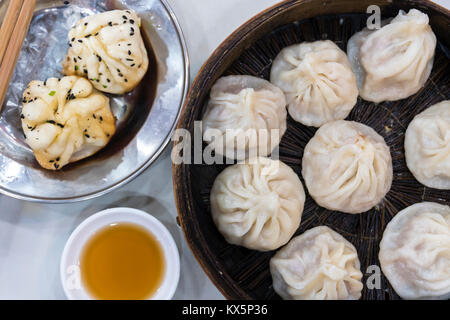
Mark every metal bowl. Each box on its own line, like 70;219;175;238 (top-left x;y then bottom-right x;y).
0;0;189;202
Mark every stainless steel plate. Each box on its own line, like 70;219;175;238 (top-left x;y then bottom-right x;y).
0;0;189;202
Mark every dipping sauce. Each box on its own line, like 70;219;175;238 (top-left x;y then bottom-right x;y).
80;222;166;300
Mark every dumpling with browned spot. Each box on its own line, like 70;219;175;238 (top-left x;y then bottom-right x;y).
21;76;116;170
63;10;148;94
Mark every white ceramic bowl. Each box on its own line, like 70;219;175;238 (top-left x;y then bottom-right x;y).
60;207;180;300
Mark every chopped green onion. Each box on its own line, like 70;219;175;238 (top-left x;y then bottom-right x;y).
49;91;56;96
103;85;107;88
74;65;79;71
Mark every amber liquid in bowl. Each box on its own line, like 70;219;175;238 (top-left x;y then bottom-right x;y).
80;222;166;300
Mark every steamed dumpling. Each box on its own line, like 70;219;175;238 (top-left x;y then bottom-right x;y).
270;40;358;127
202;75;287;160
63;10;149;94
302;120;393;214
405;101;450;189
379;202;450;300
21;76;116;170
347;9;436;102
270;226;363;300
210;157;305;251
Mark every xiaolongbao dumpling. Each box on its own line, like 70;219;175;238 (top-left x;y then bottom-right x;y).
270;40;358;127
347;9;436;102
210;157;305;251
379;202;450;300
405;100;450;189
21;76;116;170
202;75;287;160
63;10;148;94
302;120;393;214
270;226;363;300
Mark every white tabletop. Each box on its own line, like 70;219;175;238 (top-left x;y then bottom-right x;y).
0;0;448;300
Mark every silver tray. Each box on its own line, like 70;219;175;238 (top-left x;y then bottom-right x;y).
0;0;189;202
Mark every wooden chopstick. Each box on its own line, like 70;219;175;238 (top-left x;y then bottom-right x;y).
0;0;24;65
0;0;37;111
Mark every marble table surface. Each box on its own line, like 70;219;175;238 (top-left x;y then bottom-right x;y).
0;0;447;299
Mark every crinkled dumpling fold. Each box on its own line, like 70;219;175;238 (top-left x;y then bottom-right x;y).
270;226;363;300
63;10;149;94
302;120;393;214
21;76;116;170
210;157;305;251
379;202;450;300
271;40;358;127
347;9;436;102
405;100;450;189
202;75;287;160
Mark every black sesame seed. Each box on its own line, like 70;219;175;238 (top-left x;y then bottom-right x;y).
49;160;54;163
106;79;110;83
54;163;59;169
93;114;96;119
130;63;135;67
108;21;112;26
124;79;128;82
94;32;99;36
99;116;103;121
56;157;60;161
22;98;27;103
117;68;121;72
78;56;82;60
84;22;88;26
85;34;91;38
21;114;25;119
78;39;83;43
57;123;64;128
83;69;88;74
73;57;77;63
43;80;47;86
128;50;131;55
71;37;75;42
69;43;72;47
130;19;135;24
97;55;102;62
64;1;69;5
126;58;133;61
118;73;123;77
85;134;90;138
130;27;134;33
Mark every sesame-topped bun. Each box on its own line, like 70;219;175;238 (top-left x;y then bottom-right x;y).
21;76;116;170
63;10;149;94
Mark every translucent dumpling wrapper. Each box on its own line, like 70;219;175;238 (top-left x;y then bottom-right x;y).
347;9;436;103
202;75;287;160
210;157;305;251
302;120;393;214
379;202;450;300
270;40;358;127
63;10;149;94
21;76;116;170
405;100;450;189
270;226;363;300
